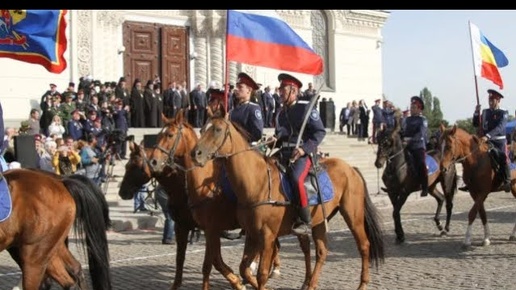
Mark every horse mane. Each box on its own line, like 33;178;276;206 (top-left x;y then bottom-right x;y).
448;126;489;152
229;119;253;143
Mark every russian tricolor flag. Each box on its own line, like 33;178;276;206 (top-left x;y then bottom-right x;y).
227;10;323;75
469;21;508;89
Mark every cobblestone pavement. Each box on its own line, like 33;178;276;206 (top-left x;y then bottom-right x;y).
1;191;515;290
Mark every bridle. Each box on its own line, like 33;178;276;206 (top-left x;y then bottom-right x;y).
152;123;198;172
440;134;480;171
202;118;265;160
377;131;404;164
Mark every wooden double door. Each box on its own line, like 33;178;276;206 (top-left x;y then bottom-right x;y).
123;21;189;90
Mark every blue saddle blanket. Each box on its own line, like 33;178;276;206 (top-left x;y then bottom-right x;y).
0;177;12;222
281;170;334;206
510;162;516;171
220;167;334;206
426;155;438;176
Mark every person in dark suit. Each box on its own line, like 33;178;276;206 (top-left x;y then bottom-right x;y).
112;99;129;159
371;99;383;144
130;79;145;128
190;83;207;128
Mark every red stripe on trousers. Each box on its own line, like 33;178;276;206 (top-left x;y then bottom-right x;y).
297;158;312;207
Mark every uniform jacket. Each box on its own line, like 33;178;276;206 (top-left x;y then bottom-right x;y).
473;108;508;140
402;114;427;150
275;100;326;154
229;101;264;142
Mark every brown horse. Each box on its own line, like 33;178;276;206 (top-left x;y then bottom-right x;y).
190;114;385;290
439;124;516;247
374;123;458;244
128;112;288;290
119;140;197;290
0;169;112;290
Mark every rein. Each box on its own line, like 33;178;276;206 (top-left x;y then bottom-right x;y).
443;135;482;169
155;123;200;173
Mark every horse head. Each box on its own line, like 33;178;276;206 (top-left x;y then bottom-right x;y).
374;124;403;168
191;109;236;167
149;110;197;174
118;138;153;200
439;124;461;173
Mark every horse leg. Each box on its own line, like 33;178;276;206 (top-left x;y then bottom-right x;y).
293;234;311;288
510;219;516;241
239;234;259;289
171;224;189;290
203;229;244;290
429;186;445;234
464;193;483;247
391;191;410;244
256;229;275;290
304;224;328;290
269;238;282;279
478;199;491;246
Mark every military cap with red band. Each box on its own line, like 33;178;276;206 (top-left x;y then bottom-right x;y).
209;89;225;102
236;72;259;90
278;73;303;89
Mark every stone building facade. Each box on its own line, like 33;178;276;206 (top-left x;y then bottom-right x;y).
0;10;389;127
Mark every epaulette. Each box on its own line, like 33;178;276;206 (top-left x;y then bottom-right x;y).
298;100;309;104
248;102;260;108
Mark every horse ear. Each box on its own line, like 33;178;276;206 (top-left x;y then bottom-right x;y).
175;108;184;124
451;124;457;135
128;139;135;152
220;107;227;119
161;113;169;125
439;123;446;133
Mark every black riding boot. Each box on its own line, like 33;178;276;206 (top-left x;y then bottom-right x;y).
502;163;512;192
420;168;429;197
292;206;311;236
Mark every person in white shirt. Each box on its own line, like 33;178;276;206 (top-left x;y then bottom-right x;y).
48;115;66;139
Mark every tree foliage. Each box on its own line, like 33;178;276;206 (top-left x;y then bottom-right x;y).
455;118;476;134
419;87;448;134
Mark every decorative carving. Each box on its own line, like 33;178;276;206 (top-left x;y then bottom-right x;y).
96;10;124;26
76;10;93;77
210;37;223;85
192;10;209;37
194;36;208;86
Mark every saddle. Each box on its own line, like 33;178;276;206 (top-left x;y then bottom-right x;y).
486;143;509;182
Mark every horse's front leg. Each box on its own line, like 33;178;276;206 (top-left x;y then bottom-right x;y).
510;219;516;241
295;234;312;289
205;229;244;290
171;223;190;290
478;200;491;246
390;191;409;244
429;186;445;234
304;224;327;290
464;193;483;247
256;229;276;290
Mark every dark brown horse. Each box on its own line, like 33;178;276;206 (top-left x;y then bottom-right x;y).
374;122;458;244
439;124;516;247
119;140;197;290
0;169;112;290
190;114;385;290
124;112;286;290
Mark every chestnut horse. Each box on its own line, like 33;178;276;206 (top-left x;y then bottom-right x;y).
439;124;516;247
190;114;385;290
374;123;458;244
119;140;197;290
125;112;289;290
0;169;111;290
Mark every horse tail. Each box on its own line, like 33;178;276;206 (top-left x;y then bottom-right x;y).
353;166;385;269
62;174;112;290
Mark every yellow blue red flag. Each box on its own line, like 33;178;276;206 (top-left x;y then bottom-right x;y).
0;10;67;74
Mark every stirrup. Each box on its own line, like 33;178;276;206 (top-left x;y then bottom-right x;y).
291;222;311;236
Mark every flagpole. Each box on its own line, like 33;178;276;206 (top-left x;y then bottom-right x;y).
468;20;482;135
224;10;230;113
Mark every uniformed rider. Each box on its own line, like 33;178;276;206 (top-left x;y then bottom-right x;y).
469;89;511;192
228;72;264;142
271;73;326;235
402;96;429;197
221;72;265;240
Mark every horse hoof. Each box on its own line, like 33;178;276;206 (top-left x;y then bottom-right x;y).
482;239;491;246
269;269;281;279
439;230;448;237
300;284;310;290
509;236;516;241
395;237;405;245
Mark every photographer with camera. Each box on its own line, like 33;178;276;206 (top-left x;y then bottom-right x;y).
52;143;81;176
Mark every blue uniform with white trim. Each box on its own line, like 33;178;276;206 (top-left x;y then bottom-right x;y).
473;107;508;154
275;99;326;207
229;101;264;142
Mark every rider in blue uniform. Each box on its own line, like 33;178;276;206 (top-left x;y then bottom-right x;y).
272;73;326;235
228;72;264;142
222;72;265;240
470;89;511;192
402;96;429;197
